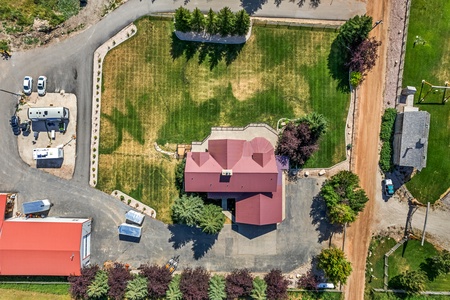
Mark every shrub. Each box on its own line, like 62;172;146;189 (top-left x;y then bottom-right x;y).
174;159;186;193
217;7;235;36
226;269;253;299
125;275;148;300
87;270;109;299
264;269;288;300
107;263;132;300
208;274;226;300
297;269;318;290
120;195;125;201
379;108;397;172
206;9;218;35
171;194;204;226
68;264;99;299
379;141;393;172
166;274;182;300
317;248;352;285
251;277;267;300
234;9;250;36
191;8;205;32
350;71;363;87
180;267;210;300
199;204;225;234
139;264;172;299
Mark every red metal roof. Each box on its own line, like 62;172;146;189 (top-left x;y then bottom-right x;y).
185;138;278;193
0;194;86;276
235;188;283;225
185;138;284;225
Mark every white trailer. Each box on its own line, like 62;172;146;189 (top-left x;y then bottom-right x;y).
33;148;64;160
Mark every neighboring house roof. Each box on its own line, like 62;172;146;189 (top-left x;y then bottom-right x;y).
393;111;430;170
185;138;285;225
0;194;90;276
185;138;278;193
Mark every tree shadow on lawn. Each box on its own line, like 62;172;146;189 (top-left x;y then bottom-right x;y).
170;33;244;70
420;258;440;281
327;37;351;93
167;224;218;260
310;195;343;244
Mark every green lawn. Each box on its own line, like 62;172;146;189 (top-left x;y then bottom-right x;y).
402;0;450;203
289;290;342;300
367;237;450;291
0;283;69;295
98;17;349;222
368;291;450;300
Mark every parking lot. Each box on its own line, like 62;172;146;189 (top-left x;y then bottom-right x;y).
16;92;77;179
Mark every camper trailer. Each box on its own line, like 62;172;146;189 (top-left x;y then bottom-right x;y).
28;107;69;121
33;148;64;160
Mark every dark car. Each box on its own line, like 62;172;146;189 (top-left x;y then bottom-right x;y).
10;115;21;136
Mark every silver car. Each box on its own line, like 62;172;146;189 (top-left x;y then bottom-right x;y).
37;76;47;96
23;76;33;95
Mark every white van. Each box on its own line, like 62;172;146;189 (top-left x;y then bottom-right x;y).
317;283;335;289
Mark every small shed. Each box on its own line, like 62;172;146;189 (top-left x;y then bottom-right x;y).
118;223;142;239
125;210;145;226
22;199;52;215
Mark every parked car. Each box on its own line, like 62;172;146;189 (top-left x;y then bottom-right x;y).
317;283;335;289
10;115;21;136
23;76;33;95
384;179;394;196
37;76;47;96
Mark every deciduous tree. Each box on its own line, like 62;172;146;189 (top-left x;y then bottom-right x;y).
395;270;427;294
139;264;172;299
347;37;382;75
171;194;204;226
69;264;99;300
275;122;319;166
430;250;450;276
208;274;227;300
199;204;226;234
264;269;289;300
226;269;253;299
180;267;210;300
320;170;369;225
317;248;352;285
298;112;328;140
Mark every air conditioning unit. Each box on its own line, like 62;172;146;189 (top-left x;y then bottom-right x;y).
221;169;233;176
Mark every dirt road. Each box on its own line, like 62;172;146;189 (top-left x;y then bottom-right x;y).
343;0;391;299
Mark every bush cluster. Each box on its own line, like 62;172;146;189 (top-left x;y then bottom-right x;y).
379;108;397;172
174;7;250;36
70;266;288;300
171;194;225;234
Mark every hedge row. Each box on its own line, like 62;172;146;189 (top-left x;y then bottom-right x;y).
379;108;397;172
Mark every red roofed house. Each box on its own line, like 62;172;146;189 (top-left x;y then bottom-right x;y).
0;194;92;276
185;137;286;225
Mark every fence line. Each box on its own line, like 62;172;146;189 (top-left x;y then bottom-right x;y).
383;236;409;290
373;288;450;295
395;0;412;98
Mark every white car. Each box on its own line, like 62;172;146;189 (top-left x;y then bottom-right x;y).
37;76;47;96
317;283;335;289
23;76;33;95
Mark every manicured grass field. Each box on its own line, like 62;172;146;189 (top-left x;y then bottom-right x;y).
98;17;349;222
367;237;450;291
0;284;70;299
402;0;450;203
288;290;342;299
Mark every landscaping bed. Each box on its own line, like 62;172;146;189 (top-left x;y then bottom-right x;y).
98;17;350;223
402;0;450;204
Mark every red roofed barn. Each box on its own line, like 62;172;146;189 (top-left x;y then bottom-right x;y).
185;137;285;225
0;194;91;276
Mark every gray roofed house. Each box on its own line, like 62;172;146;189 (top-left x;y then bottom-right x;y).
393;111;430;171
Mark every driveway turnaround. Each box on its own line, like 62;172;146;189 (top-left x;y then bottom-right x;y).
0;0;366;272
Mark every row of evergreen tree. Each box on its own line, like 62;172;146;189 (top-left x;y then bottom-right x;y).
69;263;289;300
174;7;251;36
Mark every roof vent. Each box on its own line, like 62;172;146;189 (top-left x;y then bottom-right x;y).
221;169;233;176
